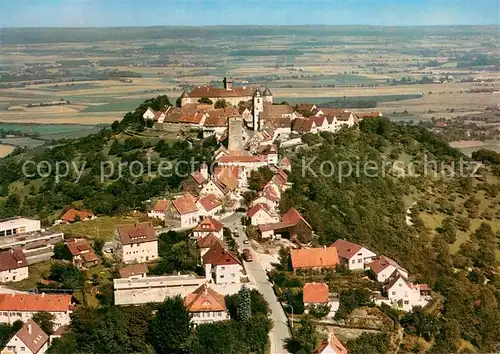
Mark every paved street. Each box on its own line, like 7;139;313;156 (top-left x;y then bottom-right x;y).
223;213;291;354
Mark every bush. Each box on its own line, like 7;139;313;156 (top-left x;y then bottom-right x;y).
308;303;331;319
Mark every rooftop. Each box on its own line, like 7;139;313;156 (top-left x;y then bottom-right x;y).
303;282;329;304
290;247;339;270
0;293;72;312
172;193;198;215
0;249;28;272
15;319;49;354
116;222;157;245
184;284;226;313
119;263;149;278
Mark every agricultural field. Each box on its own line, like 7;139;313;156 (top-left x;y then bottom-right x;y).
1;26;499;127
0;144;14;158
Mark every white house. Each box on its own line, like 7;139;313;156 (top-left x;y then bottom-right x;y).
0;293;73;328
0;217;41;237
142;107;156;120
0;249;28;283
3;319;49;354
385;273;430;312
330;239;376;271
171;193;200;228
184;284;229;326
192;217;224;239
247;204;279;226
366;256;409;283
196;194;223;218
115;222;158;264
303;282;340;319
199;179;227;199
202;243;241;285
147;199;169;220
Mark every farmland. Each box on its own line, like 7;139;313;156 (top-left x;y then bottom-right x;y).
1;26;499;128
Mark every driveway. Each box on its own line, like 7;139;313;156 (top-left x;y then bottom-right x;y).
223;213;291;354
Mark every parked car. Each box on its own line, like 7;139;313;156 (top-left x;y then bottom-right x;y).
243;239;250;245
242;248;253;262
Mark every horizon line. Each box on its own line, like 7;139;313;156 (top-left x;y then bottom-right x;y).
2;24;498;29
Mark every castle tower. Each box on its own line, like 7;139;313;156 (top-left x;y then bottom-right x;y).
179;90;191;107
228;116;244;152
262;87;273;104
223;77;233;91
253;89;263;131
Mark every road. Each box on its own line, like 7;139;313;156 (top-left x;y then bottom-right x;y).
222;213;291;354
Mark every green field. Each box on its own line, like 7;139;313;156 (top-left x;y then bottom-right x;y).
0;137;45;148
40;83;100;91
275;93;424;105
0;123;98;134
81;100;145;113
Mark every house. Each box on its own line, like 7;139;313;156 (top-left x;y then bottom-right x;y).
216;154;268;174
202;243;240;285
0;293;73;328
312;116;329;131
303;282;339;318
214;166;242;191
330;239;376;271
196;194;223;217
366;256;408;283
57;209;95;224
0;249;28;283
384;273;430;311
199;179;229;199
142;107;156;120
251;185;280;211
196;233;223;257
119;263;149;279
65;238;99;269
181;168;209;196
247;204;279;226
258;208;313;240
171;193;200;228
147;199;170;219
290;247;339;271
2;319;49;354
292;118;317;134
184;284;229;325
313;333;348;354
0;217;41;237
193;216;224;239
278;157;292;172
115;222;158;264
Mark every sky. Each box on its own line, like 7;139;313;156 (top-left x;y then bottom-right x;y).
1;0;499;27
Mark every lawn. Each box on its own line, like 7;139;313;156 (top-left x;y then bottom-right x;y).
53;215;148;241
10;261;53;291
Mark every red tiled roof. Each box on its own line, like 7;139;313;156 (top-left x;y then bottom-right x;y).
215;167;240;191
197;194;222;212
65;238;98;262
247;203;272;218
330;239;363;260
385;272;413;290
316;108;347;117
15;319;49;354
314;333;348;354
262;185;280;202
337;112;353;121
184;284;226;312
303;282;329;304
297;104;316;112
260;103;294;120
367;256;406;275
202;243;240;266
188;86;256;99
172;193;198;215
179;112;205;124
279;157;291;167
60;208;93;223
293;118;315;133
151;199;170;213
290;247;339;270
312;116;326;126
0;293;72;312
194;216;223;232
282;208;312;229
116;222;157;245
413;283;431;291
191;171;207;185
196;233;222;249
0;249;27;272
119;263;149;278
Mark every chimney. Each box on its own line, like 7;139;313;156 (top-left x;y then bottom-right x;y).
28;323;32;335
200;163;209;180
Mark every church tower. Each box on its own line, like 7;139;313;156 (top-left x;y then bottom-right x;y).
253;89;263;131
228;116;244;152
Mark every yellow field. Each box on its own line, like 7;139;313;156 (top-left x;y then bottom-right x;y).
0;145;15;158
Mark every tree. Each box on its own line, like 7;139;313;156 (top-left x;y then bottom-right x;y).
308;303;331;319
93;238;105;257
237;285;252;321
346;333;389;354
285;316;317;354
111;120;121;133
248;167;274;191
400;306;441;341
49;263;85;289
145;119;154;128
53;242;71;261
148;296;192;354
334;288;371;320
214;99;228;109
198;97;213;105
32;311;55;335
46;331;77;354
277;246;291;271
0;321;23;349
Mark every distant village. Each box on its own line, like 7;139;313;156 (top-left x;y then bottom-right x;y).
0;77;434;354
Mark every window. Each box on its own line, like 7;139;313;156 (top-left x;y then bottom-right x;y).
2;312;7;316
0;231;5;236
221;266;225;270
391;292;396;296
220;275;224;278
231;274;235;277
351;260;355;264
404;300;409;305
399;283;402;287
358;259;363;263
21;347;25;351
